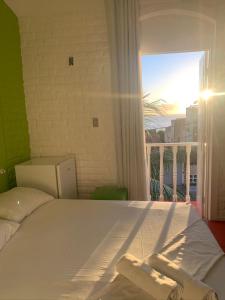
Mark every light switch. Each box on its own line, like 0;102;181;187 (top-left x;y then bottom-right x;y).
93;118;99;128
69;56;74;66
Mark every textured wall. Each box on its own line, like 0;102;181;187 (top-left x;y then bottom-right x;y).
140;0;216;54
19;0;117;198
0;0;30;192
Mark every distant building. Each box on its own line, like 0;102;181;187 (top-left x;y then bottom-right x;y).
156;129;165;142
164;118;186;143
185;105;198;142
171;118;186;142
190;164;197;185
164;105;198;143
165;126;172;142
147;104;198;200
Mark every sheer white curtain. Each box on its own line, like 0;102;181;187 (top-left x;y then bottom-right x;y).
105;0;148;200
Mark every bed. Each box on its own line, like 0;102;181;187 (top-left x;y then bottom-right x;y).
0;189;224;300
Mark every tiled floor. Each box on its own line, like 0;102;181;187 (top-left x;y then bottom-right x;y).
191;201;225;252
208;221;225;252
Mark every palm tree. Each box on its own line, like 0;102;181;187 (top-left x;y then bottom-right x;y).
143;92;167;115
150;147;185;201
143;93;167;142
143;93;185;201
150;179;184;201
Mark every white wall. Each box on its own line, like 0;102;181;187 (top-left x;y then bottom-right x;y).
139;0;216;54
140;13;215;54
18;0;117;198
11;0;223;209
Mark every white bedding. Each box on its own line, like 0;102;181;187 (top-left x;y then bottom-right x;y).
0;199;223;300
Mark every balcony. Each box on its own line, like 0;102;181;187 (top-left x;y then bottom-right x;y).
146;142;199;202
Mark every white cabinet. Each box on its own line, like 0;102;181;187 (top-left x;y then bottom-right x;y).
15;157;77;199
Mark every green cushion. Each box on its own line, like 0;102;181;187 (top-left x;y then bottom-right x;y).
91;186;128;200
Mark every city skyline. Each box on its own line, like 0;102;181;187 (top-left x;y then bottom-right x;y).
144;103;198;130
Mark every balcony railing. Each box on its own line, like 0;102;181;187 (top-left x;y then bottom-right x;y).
146;142;199;202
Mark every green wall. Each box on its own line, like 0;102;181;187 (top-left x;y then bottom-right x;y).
0;0;30;192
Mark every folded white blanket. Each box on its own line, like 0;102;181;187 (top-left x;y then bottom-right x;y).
149;254;218;300
116;253;183;300
156;220;224;281
91;274;154;300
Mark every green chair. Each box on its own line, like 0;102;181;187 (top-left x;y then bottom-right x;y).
91;186;128;200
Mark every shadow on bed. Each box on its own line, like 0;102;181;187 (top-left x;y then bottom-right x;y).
87;202;197;298
86;201;153;297
0;200;200;300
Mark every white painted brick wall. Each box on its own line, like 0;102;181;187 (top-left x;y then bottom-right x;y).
18;0;117;198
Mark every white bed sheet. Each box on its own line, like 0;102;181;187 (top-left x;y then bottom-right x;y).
0;199;221;300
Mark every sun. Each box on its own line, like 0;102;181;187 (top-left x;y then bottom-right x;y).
200;89;213;100
159;66;199;114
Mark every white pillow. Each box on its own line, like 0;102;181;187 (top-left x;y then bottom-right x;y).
0;219;20;251
0;187;54;222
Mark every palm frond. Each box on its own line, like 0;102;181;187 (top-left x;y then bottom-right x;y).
143;93;167;116
150;178;185;201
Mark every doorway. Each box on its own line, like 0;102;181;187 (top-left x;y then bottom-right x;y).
142;51;205;204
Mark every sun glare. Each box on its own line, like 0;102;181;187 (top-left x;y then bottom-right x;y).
200;89;225;100
200;89;213;101
141;52;204;116
159;67;199;114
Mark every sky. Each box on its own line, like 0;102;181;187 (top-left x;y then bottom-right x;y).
141;51;204;116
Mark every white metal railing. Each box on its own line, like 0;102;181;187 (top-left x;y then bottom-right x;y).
146;142;199;202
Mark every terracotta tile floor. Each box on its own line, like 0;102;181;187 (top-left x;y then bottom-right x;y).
207;221;225;252
191;201;225;252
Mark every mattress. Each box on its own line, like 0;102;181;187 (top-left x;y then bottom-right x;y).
0;199;223;300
